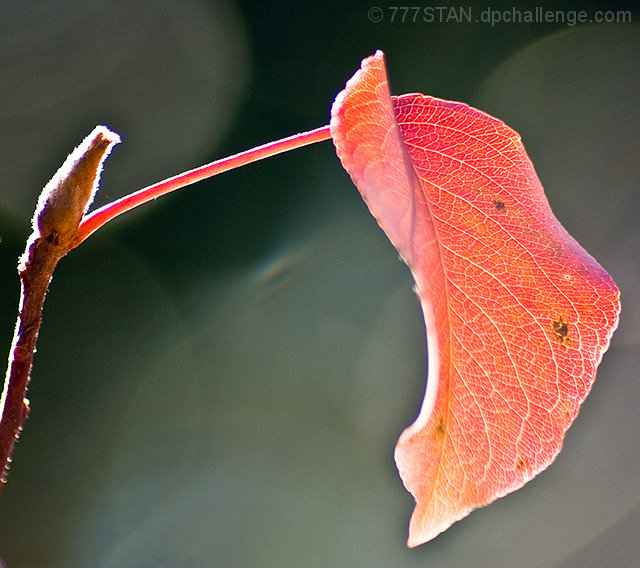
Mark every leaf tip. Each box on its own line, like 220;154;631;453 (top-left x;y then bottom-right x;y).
330;50;387;132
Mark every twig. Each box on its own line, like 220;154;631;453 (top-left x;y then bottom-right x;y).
0;126;119;484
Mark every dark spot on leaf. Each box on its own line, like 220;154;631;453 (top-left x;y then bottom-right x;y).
492;198;506;212
516;458;527;470
552;315;571;346
435;415;445;438
562;406;574;423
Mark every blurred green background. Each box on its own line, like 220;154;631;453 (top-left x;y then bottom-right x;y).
0;1;639;567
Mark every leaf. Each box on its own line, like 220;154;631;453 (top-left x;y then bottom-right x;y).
330;51;620;546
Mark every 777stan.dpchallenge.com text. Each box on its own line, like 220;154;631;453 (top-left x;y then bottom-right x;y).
367;6;633;26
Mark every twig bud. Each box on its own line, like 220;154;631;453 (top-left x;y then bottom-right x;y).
34;125;120;248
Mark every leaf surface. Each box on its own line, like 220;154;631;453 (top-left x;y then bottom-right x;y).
330;51;620;546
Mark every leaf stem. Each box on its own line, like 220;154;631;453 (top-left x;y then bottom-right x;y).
73;125;332;247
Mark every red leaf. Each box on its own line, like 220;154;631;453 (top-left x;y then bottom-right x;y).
330;51;620;546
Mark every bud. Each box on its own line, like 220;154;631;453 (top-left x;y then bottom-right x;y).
34;125;120;248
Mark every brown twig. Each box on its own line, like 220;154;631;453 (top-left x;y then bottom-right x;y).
0;126;119;485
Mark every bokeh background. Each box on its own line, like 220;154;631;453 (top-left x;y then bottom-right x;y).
0;1;639;567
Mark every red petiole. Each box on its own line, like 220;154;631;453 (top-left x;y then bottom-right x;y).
74;125;332;247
